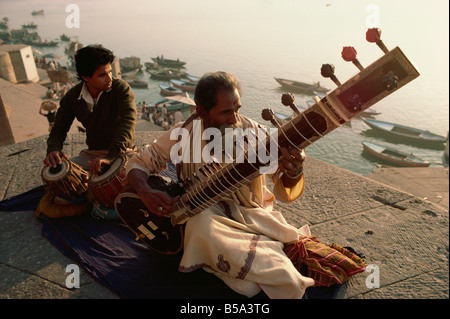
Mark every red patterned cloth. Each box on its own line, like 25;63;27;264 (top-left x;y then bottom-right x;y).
284;236;367;287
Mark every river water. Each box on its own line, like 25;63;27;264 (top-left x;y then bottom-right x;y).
2;0;448;175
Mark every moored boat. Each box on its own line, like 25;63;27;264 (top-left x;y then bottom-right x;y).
170;79;196;91
186;75;200;83
120;56;142;73
150;98;190;112
274;77;329;95
22;22;38;29
32;40;58;47
31;10;44;15
362;118;446;146
60;34;70;41
151;56;186;68
150;70;184;80
126;79;148;88
159;84;182;96
362;141;430;167
122;68;140;79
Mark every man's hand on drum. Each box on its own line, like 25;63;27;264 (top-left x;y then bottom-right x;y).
88;157;111;176
44;151;68;168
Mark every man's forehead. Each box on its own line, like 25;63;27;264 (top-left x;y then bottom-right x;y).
95;64;112;74
218;89;240;104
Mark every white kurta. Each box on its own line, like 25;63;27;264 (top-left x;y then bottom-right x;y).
125;113;315;298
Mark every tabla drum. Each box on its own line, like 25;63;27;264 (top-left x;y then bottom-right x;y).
88;155;127;208
41;159;88;200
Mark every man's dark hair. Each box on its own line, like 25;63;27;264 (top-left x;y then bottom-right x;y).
74;45;115;81
194;71;241;112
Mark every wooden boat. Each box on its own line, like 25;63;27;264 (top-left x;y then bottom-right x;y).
60;34;70;41
122;68;140;79
150;98;190;112
186;75;200;83
362;118;446;145
31;10;44;15
120;56;142;73
33;40;59;47
362;141;430;167
150;70;184;81
151;56;186;68
144;61;162;70
126;79;148;88
22;23;37;29
170;79;196;91
274;77;329;95
159;84;182;96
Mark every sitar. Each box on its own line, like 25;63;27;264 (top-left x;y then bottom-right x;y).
115;28;420;254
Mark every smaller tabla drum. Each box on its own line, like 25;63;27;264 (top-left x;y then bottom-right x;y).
41;159;88;200
88;155;127;208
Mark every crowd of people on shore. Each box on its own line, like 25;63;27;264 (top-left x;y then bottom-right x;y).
137;100;183;130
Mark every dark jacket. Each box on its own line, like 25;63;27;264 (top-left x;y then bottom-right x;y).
47;78;136;161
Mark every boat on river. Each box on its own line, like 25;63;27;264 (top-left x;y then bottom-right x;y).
274;77;330;95
150;69;186;81
151;56;186;68
126;79;148;89
149;98;191;112
362;118;446;146
22;22;38;29
120;56;142;73
170;79;196;91
159;84;182;96
31;10;44;16
362;141;430;167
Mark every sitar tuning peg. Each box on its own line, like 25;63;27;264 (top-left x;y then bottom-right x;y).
342;46;364;71
281;93;301;115
366;28;389;54
320;64;342;87
261;108;281;128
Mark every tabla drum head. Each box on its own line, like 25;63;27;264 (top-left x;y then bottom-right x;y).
42;159;70;181
89;156;124;183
